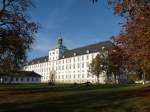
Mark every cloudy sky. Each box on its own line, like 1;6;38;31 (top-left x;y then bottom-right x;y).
28;0;122;60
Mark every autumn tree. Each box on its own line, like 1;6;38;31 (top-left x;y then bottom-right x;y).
93;0;150;84
89;46;126;84
108;45;127;83
89;46;112;84
0;0;38;71
111;0;150;84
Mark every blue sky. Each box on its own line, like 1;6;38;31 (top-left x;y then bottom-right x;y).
28;0;122;60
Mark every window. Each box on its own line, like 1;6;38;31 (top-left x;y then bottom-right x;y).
82;56;84;61
82;63;84;68
73;58;75;62
16;78;18;81
27;78;29;81
70;58;71;63
87;74;89;78
36;78;38;81
21;78;23;81
70;64;71;69
87;55;89;60
4;78;7;81
82;74;84;78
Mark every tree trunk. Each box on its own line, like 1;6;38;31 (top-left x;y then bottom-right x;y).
0;76;2;84
114;73;117;84
142;71;146;85
105;70;109;83
97;75;100;84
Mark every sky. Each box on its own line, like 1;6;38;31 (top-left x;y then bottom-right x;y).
28;0;123;60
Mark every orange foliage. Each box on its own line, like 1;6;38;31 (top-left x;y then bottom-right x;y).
109;0;150;80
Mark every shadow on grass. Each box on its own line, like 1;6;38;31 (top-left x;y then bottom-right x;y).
0;84;150;112
0;83;142;93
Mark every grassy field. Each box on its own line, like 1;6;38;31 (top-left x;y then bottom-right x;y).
0;84;150;112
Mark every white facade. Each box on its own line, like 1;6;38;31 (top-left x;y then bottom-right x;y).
0;76;41;84
24;37;112;83
0;71;41;84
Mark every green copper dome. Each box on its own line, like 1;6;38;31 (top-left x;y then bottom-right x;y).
56;33;67;50
57;37;63;48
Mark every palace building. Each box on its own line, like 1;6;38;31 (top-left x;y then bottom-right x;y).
23;35;113;83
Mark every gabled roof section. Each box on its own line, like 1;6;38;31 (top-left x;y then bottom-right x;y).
0;71;42;77
61;41;114;59
28;56;48;65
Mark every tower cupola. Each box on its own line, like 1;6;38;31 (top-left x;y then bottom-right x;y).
57;33;63;49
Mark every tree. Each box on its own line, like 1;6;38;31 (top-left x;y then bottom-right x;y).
99;47;110;83
88;45;124;84
108;46;127;83
93;0;150;84
49;70;56;86
0;0;38;71
89;54;104;83
111;0;150;84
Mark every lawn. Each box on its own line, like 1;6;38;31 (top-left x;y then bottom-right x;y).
0;84;150;112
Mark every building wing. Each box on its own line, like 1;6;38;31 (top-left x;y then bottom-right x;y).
61;41;113;58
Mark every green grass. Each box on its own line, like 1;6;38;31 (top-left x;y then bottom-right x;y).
0;84;150;112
